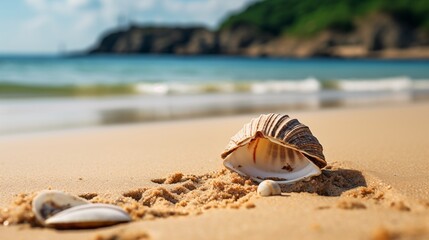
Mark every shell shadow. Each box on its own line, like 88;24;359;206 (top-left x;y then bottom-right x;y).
280;168;367;197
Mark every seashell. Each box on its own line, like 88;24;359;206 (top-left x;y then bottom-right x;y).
32;190;131;229
32;190;89;225
221;113;326;184
257;180;281;197
44;203;132;229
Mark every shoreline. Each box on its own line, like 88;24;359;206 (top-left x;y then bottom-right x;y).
1;102;429;239
1;89;429;135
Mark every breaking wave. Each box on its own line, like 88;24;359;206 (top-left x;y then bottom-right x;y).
1;76;429;97
133;76;429;95
336;76;429;92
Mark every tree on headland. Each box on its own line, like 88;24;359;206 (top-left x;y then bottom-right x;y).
220;0;429;37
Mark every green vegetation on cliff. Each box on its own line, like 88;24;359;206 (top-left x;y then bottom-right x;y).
220;0;429;37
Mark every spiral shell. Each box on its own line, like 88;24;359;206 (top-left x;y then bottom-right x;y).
221;113;326;184
257;180;281;197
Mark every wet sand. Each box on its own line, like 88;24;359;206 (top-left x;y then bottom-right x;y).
1;102;429;239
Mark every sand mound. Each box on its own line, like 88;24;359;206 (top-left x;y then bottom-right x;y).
93;229;150;240
113;169;257;220
2;163;417;228
281;164;367;196
336;200;367;210
371;226;429;240
0;169;257;226
0;193;36;226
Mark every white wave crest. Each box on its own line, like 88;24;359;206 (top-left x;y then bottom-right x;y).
135;83;169;95
134;82;236;95
337;76;412;92
413;80;429;90
134;77;429;95
250;77;320;94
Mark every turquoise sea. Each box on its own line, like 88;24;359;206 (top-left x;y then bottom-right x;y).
0;55;429;134
1;55;429;90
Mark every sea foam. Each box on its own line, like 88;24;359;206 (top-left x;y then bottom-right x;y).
250;77;320;94
337;76;413;92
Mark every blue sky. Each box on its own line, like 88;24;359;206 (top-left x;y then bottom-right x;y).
0;0;256;54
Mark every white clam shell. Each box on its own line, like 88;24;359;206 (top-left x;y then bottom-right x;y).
32;190;131;229
32;190;89;225
257;180;281;197
45;203;131;229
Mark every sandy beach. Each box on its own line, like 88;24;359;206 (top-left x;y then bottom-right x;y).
1;102;429;239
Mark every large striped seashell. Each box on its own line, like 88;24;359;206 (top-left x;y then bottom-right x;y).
221;113;326;184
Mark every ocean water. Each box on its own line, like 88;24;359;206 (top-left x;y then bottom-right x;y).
0;55;429;134
1;55;429;91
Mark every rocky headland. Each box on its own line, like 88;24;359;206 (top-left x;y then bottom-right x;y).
87;0;429;58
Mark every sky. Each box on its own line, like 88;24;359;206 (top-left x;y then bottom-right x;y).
0;0;256;54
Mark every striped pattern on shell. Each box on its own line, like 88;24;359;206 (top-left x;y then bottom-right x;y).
221;113;326;168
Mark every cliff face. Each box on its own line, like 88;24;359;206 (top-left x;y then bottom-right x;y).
88;14;429;58
89;26;217;54
88;25;265;55
242;14;429;58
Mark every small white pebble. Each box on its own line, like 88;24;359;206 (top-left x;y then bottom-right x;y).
257;180;281;197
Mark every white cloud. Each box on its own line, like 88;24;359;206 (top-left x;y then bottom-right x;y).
23;14;50;31
18;0;256;53
24;0;256;29
135;0;156;10
161;0;256;27
74;12;97;32
164;0;249;12
67;0;90;9
25;0;48;11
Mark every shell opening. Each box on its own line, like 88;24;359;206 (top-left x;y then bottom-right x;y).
32;190;89;225
223;137;321;184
